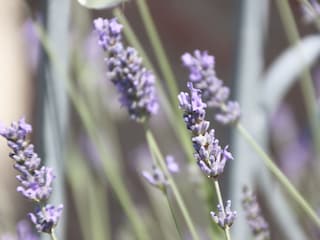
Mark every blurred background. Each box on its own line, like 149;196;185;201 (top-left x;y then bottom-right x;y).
1;0;320;239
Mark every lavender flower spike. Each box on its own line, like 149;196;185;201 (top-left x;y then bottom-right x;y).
0;118;63;234
94;18;159;123
210;200;237;229
182;50;240;125
242;186;270;240
178;83;233;178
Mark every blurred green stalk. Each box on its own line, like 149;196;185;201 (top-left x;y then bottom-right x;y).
237;123;320;228
276;0;320;158
34;22;150;240
213;180;231;240
145;128;201;240
136;0;179;107
113;8;194;163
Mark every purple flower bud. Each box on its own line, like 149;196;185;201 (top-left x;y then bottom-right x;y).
142;156;179;191
29;204;63;234
166;155;179;173
142;166;168;191
210;200;237;229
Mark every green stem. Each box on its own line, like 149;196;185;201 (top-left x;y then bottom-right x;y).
136;0;179;107
237;123;320;227
145;128;201;240
164;191;184;240
33;22;149;240
275;0;320;158
214;180;231;240
50;230;58;240
113;8;194;163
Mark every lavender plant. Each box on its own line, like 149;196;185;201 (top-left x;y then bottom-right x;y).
0;118;63;240
178;83;236;239
10;1;320;239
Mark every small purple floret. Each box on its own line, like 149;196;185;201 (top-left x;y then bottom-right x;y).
210;200;237;229
142;155;179;191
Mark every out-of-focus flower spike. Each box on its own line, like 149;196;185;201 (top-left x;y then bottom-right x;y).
142;155;179;191
181;50;240;125
242;186;270;240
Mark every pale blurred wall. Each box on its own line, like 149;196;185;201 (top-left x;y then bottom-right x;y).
0;0;32;232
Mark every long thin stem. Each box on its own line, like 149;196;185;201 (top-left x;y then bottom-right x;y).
113;8;195;163
237;123;320;227
136;0;179;107
164;191;183;240
50;230;58;240
145;128;201;240
214;180;231;240
33;22;150;240
275;0;320;158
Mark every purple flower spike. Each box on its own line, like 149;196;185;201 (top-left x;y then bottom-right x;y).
29;204;63;234
242;186;270;240
94;17;158;123
210;200;237;229
178;84;233;178
0;118;63;234
182;50;240;125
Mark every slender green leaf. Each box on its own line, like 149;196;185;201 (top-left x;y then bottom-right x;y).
262;35;320;115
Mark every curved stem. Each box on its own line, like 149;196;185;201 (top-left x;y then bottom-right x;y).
214;180;231;240
145;128;201;240
50;229;58;240
164;191;183;240
113;8;194;163
237;123;320;228
33;22;150;240
275;0;320;158
136;0;179;107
